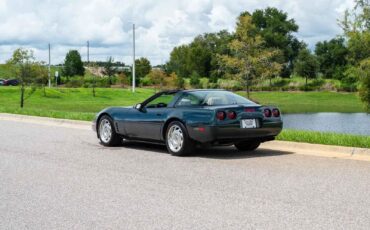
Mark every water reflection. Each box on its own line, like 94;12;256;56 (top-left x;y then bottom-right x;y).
282;113;370;136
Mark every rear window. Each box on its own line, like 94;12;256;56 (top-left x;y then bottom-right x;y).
176;91;256;107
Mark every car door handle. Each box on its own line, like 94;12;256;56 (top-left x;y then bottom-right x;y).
156;113;162;116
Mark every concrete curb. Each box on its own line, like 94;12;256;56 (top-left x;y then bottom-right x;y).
1;113;369;162
0;113;91;130
261;141;370;162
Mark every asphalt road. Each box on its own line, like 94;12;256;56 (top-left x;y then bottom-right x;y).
1;120;370;229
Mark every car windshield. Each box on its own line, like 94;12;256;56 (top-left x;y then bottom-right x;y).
176;91;256;107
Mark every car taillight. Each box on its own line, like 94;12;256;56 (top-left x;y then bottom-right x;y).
227;111;237;119
264;108;272;117
216;111;226;120
244;108;255;112
272;109;280;117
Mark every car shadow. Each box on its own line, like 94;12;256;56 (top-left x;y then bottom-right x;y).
119;141;293;160
187;147;293;160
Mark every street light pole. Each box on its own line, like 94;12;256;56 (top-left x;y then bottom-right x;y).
132;23;136;93
48;43;51;88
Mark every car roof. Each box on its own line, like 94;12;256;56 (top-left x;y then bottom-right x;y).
182;89;226;92
161;89;226;94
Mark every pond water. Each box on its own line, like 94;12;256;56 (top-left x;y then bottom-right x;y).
282;113;370;136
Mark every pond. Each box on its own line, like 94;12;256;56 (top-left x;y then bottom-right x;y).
282;113;370;136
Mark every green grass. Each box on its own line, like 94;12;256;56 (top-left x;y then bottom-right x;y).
277;129;370;148
241;91;364;113
0;88;365;121
0;87;156;121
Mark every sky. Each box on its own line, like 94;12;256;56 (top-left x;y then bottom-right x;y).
0;0;354;65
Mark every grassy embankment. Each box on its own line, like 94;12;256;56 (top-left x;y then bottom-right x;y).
0;87;156;120
0;87;368;148
277;130;370;148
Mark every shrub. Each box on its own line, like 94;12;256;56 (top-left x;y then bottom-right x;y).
65;78;83;88
190;72;201;88
217;79;243;91
340;66;359;92
199;78;209;89
140;76;153;86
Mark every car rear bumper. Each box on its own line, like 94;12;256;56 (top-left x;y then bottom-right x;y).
187;121;283;144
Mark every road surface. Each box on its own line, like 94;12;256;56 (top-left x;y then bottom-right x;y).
1;119;370;229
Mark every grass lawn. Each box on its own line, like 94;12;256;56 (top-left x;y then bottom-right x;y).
278;129;370;149
0;87;156;120
242;91;364;113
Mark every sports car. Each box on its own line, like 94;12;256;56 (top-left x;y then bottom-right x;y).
93;89;283;156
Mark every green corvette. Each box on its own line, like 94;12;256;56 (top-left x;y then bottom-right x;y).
93;89;283;156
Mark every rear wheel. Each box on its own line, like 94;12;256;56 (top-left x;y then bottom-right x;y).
98;115;122;146
234;141;260;151
165;121;194;156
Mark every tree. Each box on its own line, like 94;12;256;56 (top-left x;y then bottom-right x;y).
63;50;85;77
146;69;167;90
218;14;282;97
315;37;348;79
358;58;370;111
339;0;370;106
251;7;304;77
166;45;191;78
294;48;319;91
102;56;116;85
166;30;233;80
135;57;151;84
33;62;49;96
6;48;47;107
340;0;370;64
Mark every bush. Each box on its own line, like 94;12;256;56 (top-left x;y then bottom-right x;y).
357;59;370;111
199;78;209;89
175;76;185;89
339;66;359;92
190;72;201;88
65;78;83;88
140;76;153;86
217;79;243;91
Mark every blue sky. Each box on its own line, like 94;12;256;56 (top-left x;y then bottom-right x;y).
0;0;354;65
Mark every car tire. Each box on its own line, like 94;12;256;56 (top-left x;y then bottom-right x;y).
98;115;122;146
234;141;261;151
165;121;194;156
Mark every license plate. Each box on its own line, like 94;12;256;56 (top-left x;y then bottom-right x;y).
241;119;257;128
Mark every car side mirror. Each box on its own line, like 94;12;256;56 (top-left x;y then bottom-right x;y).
135;103;143;111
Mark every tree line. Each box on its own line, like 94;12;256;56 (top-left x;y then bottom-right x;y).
4;0;369;110
164;1;369;109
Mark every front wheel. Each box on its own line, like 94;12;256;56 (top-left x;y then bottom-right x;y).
234;141;260;151
165;121;194;156
98;115;122;146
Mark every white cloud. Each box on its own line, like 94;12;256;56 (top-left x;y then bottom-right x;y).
0;0;355;65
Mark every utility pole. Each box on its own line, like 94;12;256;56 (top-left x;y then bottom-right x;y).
87;41;90;64
48;43;51;88
132;23;136;93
